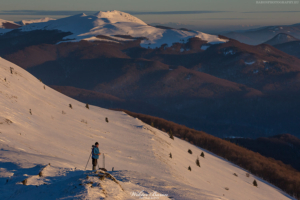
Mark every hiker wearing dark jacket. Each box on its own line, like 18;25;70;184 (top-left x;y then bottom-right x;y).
92;142;101;170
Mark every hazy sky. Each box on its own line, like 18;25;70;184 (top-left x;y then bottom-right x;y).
0;0;299;33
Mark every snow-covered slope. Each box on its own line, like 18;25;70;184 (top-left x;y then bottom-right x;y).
0;28;11;35
16;17;55;26
19;10;227;48
0;57;295;200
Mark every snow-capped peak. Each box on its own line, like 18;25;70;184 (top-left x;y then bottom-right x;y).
18;10;227;48
93;10;147;25
265;33;299;45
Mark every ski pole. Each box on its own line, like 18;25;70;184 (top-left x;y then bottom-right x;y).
103;153;105;169
84;152;92;171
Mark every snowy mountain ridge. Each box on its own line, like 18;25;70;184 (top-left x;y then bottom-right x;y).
0;19;21;31
15;10;227;48
265;33;300;45
16;17;55;26
93;10;147;25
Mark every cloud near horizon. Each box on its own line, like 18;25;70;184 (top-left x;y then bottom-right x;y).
0;10;229;16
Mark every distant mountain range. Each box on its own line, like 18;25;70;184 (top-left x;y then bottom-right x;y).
0;11;225;49
224;24;300;45
1;11;300;138
264;33;299;46
0;17;54;28
0;19;21;29
257;33;300;60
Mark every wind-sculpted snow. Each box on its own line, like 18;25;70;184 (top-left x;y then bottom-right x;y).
16;17;55;26
19;10;227;48
0;57;295;199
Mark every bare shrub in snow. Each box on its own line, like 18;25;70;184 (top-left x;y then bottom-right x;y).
0;119;13;125
253;180;258;187
69;104;72;109
188;149;192;154
21;178;28;185
105;117;109;123
169;129;174;140
201;152;205;158
99;175;105;181
86;103;89;109
196;157;200;167
188;166;191;171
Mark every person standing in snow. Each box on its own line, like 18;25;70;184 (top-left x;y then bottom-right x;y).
92;142;101;170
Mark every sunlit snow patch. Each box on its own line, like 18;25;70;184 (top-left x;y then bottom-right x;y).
245;61;256;65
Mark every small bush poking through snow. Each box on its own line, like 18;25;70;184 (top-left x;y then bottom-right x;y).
69;104;72;109
188;149;192;154
188;166;191;171
233;173;238;177
81;119;87;124
86;103;89;109
196;157;200;167
246;173;250;177
29;109;32;115
225;187;229;190
253;180;258;187
201;152;205;158
21;178;28;185
169;130;174;140
38;171;43;177
105;117;109;123
0;119;13;125
169;153;172;158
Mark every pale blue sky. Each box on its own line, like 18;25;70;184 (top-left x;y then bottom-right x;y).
0;0;299;33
